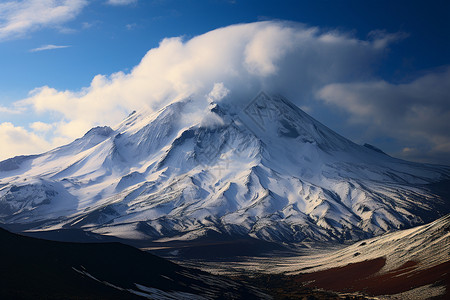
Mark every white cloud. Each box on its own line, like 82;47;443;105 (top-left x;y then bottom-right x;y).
0;122;51;160
107;0;137;6
5;21;406;161
0;105;21;114
30;121;54;132
82;21;93;29
19;22;394;133
0;0;87;41
317;67;450;164
367;30;409;49
30;44;70;52
126;23;137;30
207;83;230;104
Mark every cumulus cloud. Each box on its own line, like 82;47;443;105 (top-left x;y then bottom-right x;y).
30;121;54;132
30;44;70;52
317;67;450;164
0;0;87;41
5;21;409;160
0;122;52;160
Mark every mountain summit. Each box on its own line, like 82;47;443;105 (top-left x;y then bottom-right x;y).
1;93;449;244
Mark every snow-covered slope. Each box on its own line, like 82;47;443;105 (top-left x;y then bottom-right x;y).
1;93;449;244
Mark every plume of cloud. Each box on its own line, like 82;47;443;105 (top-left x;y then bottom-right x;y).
0;0;87;41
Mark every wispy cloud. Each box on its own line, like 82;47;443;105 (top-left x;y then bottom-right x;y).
82;22;93;29
0;105;22;114
30;44;71;52
30;121;54;132
0;0;88;41
107;0;138;6
126;23;137;30
81;21;100;29
367;30;409;49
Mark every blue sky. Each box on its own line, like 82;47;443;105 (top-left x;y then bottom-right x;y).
0;0;449;164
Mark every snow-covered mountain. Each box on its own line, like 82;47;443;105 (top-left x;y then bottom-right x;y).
1;93;449;244
217;214;450;299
